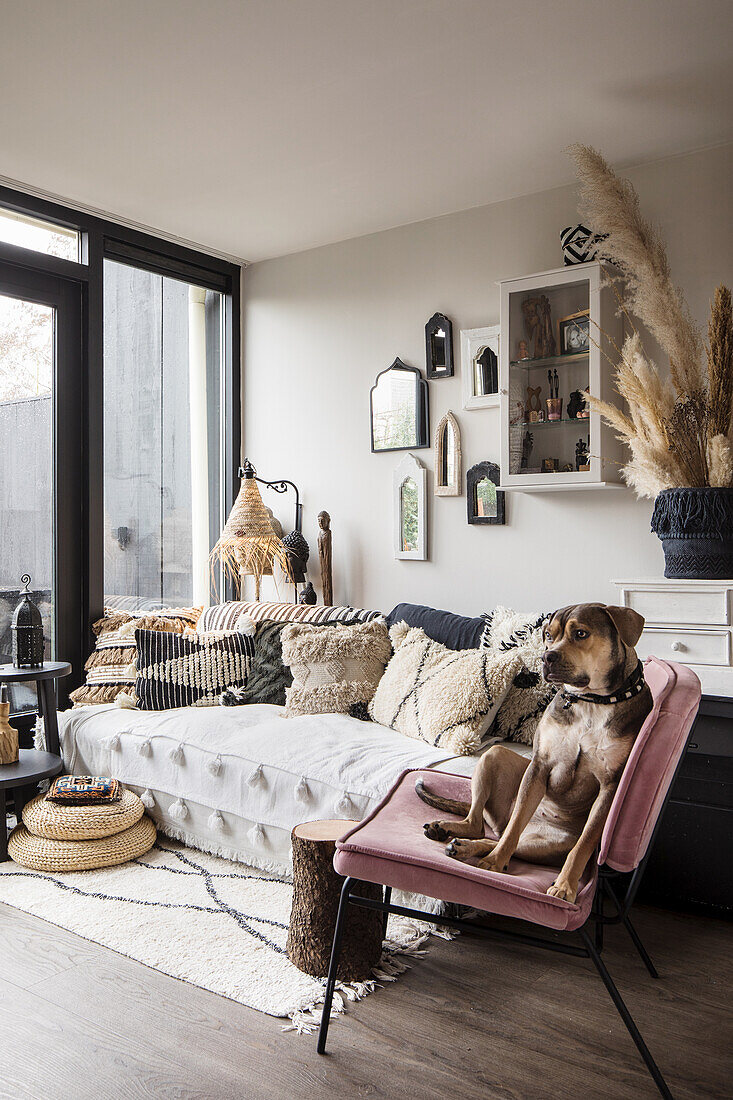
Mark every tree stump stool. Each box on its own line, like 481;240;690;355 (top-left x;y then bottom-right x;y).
287;820;384;981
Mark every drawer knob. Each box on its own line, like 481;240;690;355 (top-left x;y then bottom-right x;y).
671;641;686;652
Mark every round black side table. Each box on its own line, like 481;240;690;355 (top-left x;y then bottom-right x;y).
0;661;71;757
0;750;64;861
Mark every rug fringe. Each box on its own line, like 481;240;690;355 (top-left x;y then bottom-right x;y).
282;917;448;1034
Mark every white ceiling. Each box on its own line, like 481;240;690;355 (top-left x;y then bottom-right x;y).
1;0;731;262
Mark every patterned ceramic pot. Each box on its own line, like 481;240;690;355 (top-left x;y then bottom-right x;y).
650;487;733;579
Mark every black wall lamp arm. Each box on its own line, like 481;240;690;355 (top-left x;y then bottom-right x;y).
238;459;303;532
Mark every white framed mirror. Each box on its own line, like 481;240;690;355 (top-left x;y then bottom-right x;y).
393;454;427;560
434;410;461;496
461;324;500;410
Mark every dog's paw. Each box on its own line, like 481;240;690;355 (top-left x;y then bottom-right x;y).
477;851;508;873
424;821;451;843
444;838;473;861
547;878;578;903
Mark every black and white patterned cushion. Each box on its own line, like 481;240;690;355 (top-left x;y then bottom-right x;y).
198;601;381;632
135;629;255;710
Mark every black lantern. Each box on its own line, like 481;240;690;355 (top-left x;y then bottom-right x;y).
12;575;45;669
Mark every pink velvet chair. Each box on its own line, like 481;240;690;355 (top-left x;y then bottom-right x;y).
317;658;701;1099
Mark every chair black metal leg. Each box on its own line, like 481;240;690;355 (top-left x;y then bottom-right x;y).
317;877;353;1055
623;914;659;979
594;883;605;952
382;887;392;939
579;930;672;1099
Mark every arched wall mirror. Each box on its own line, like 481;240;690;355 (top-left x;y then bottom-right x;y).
370;358;429;452
393;454;427;559
425;313;454;379
434;410;461;496
461;324;500;410
467;461;505;526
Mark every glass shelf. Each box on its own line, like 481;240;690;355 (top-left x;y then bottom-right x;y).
510;351;589;369
511;417;590;430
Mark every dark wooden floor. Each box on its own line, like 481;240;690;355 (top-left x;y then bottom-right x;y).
0;900;730;1100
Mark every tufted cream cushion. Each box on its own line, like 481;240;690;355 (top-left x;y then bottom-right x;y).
280;619;391;716
369;623;521;755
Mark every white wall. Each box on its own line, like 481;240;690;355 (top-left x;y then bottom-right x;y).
242;144;733;617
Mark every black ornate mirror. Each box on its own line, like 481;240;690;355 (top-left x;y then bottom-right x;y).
467;461;505;525
425;313;454;379
370;358;429;452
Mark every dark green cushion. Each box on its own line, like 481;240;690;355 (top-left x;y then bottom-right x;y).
220;620;293;707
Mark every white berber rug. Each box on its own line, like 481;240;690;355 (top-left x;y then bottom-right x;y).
0;839;438;1032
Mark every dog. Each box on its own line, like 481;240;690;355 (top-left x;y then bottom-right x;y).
416;603;652;904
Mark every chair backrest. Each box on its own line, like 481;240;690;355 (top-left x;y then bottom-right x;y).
599;657;701;873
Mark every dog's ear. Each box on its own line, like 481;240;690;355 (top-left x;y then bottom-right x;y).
603;605;645;647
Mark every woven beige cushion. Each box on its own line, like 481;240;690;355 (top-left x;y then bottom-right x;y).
8;815;157;872
22;789;145;840
280;618;391;716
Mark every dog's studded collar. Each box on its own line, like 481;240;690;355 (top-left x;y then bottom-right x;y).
560;660;646;709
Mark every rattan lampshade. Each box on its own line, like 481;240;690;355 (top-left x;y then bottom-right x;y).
211;475;293;598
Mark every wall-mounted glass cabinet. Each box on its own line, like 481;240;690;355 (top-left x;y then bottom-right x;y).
499;261;625;491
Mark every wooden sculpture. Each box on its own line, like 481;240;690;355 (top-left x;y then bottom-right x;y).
318;511;333;606
0;686;18;765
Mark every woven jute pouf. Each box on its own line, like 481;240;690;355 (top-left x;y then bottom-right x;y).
7;814;157;872
22;789;145;841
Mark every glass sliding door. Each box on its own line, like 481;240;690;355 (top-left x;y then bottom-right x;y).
0;266;83;714
103;260;224;611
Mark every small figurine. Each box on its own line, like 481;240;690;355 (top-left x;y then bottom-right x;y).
526;385;542;422
578;387;591;419
517;339;529;360
299;581;317;605
575;438;590;471
510;400;524;425
567;390;584;419
521;297;542;358
541;458;556;473
520;431;534;470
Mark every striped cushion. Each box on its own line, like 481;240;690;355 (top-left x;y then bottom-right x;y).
135;629;255;710
69;607;202;707
198;601;381;632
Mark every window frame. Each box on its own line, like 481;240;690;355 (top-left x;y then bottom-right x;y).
0;184;241;711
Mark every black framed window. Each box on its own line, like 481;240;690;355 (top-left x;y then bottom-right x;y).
0;186;241;714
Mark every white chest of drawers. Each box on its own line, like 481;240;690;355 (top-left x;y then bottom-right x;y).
613;579;733;697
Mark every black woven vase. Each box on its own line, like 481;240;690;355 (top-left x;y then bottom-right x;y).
650;487;733;579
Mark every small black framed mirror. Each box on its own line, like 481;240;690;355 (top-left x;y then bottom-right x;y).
370;358;429;452
425;313;454;379
467;461;505;525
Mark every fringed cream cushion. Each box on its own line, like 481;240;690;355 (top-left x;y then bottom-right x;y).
281;619;391;717
369;623;521;755
69;607;202;707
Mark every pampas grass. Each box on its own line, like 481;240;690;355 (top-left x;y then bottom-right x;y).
568;144;732;498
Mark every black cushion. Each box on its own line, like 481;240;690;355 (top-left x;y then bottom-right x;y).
385;603;484;651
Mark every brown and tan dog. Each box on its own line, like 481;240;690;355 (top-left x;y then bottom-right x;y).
417;603;652;903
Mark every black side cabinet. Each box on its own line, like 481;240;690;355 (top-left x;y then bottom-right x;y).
640;695;733;917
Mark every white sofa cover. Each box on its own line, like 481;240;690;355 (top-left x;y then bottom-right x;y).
59;704;530;875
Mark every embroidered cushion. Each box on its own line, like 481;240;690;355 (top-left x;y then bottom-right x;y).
69;607;202;707
136;629;255;710
47;775;122;804
198;601;381;632
280;619;391;717
220;620;294;707
480;607;557;746
369;623;520;756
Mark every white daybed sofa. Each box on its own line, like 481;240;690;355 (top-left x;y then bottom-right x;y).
59;702;529;875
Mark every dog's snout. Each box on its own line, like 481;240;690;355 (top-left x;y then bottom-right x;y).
544;649;560;665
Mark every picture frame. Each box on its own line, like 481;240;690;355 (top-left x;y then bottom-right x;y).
370;358;429;453
425;313;454;379
558;310;590;356
467;461;505;526
460;324;500;410
393;454;427;560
